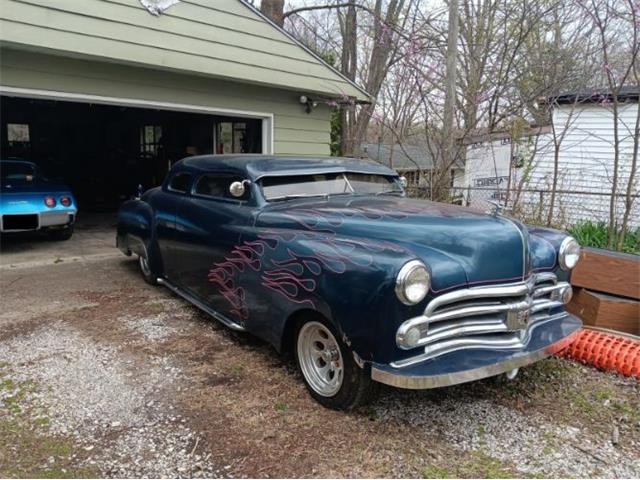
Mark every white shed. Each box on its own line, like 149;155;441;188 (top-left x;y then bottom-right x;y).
526;87;639;227
457;87;639;228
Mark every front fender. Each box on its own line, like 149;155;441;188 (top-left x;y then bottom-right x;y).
234;227;416;358
527;225;568;282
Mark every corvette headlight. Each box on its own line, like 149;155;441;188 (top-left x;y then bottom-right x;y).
395;260;430;305
559;236;581;271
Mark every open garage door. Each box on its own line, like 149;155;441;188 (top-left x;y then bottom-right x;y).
0;94;269;211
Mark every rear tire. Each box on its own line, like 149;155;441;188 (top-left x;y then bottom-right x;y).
295;316;378;410
47;226;73;241
138;251;158;285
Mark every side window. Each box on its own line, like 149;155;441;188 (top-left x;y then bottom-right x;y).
194;175;249;200
168;173;191;194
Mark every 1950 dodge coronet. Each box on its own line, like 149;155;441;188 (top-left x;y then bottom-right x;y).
117;155;582;409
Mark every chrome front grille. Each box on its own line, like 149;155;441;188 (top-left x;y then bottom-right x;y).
393;273;571;368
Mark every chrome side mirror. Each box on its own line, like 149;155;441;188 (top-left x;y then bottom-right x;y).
229;180;251;198
399;176;408;188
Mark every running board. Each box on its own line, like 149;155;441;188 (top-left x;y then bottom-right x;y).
157;278;247;332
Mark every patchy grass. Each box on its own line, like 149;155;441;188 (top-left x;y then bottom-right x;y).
475;357;640;428
0;418;95;479
423;450;525;479
422;464;453;478
274;401;289;412
462;451;520;478
0;364;97;478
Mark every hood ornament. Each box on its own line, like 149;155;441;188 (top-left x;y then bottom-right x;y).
487;200;511;217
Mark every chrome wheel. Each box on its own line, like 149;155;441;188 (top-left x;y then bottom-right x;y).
297;321;344;397
139;254;151;277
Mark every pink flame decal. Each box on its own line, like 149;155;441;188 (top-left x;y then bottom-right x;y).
208;204;421;320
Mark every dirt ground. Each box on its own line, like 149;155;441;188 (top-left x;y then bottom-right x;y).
0;233;639;478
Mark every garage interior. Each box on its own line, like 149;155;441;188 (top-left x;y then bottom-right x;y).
0;96;263;211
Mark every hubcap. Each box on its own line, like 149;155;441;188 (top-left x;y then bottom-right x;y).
297;321;344;397
139;255;151;276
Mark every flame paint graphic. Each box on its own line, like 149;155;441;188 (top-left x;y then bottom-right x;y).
208;205;422;320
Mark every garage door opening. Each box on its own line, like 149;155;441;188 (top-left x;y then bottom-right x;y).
0;95;266;211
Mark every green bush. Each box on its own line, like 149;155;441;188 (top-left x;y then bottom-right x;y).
567;220;640;254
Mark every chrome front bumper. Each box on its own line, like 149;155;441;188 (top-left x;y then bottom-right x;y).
371;313;581;389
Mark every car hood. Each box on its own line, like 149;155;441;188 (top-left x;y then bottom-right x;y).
256;196;556;292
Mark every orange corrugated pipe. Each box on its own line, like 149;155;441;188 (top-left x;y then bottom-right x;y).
558;328;640;378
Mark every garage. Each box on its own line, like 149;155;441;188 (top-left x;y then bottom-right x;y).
1;94;264;211
0;0;370;217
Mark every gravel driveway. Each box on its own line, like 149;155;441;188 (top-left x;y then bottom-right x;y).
1;250;639;478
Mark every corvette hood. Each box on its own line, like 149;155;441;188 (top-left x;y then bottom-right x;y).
256;196;538;291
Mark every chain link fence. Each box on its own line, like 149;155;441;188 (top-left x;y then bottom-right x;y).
405;185;640;230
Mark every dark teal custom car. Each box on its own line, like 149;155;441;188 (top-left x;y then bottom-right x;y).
1;160;77;240
117;155;582;409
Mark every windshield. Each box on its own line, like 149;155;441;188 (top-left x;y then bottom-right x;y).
1;162;37;183
261;172;402;201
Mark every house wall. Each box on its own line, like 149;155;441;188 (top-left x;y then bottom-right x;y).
0;49;332;156
0;0;366;100
527;102;639;227
458;102;639;228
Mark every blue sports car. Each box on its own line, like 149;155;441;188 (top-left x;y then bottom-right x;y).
117;155;582;410
1;160;77;240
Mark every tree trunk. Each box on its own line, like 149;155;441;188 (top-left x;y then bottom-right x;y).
435;0;459;202
617;77;640;250
260;0;285;27
607;94;621;249
340;0;405;157
340;3;358;156
547;138;561;226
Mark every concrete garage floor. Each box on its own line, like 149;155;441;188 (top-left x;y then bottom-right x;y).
1;213;119;269
0;227;639;478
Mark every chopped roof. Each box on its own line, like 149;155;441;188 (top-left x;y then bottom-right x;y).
178;155;397;180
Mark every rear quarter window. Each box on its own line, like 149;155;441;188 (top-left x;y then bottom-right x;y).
167;172;192;193
193;174;249;200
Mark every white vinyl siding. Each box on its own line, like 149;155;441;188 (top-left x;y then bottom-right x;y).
526;102;639;227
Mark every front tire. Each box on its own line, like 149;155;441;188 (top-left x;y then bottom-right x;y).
295;318;377;410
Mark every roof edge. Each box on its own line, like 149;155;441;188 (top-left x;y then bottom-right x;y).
238;0;372;103
545;86;639;105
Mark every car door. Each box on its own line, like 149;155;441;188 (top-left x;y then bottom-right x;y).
171;172;255;318
152;171;193;281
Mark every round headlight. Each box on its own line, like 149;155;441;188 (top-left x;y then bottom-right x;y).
395;260;430;305
559;236;581;271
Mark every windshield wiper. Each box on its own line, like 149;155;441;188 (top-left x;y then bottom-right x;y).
267;193;329;202
375;189;404;196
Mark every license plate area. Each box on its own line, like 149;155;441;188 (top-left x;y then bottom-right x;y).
2;214;39;231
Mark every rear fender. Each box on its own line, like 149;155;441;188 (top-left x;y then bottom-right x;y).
116;199;162;273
